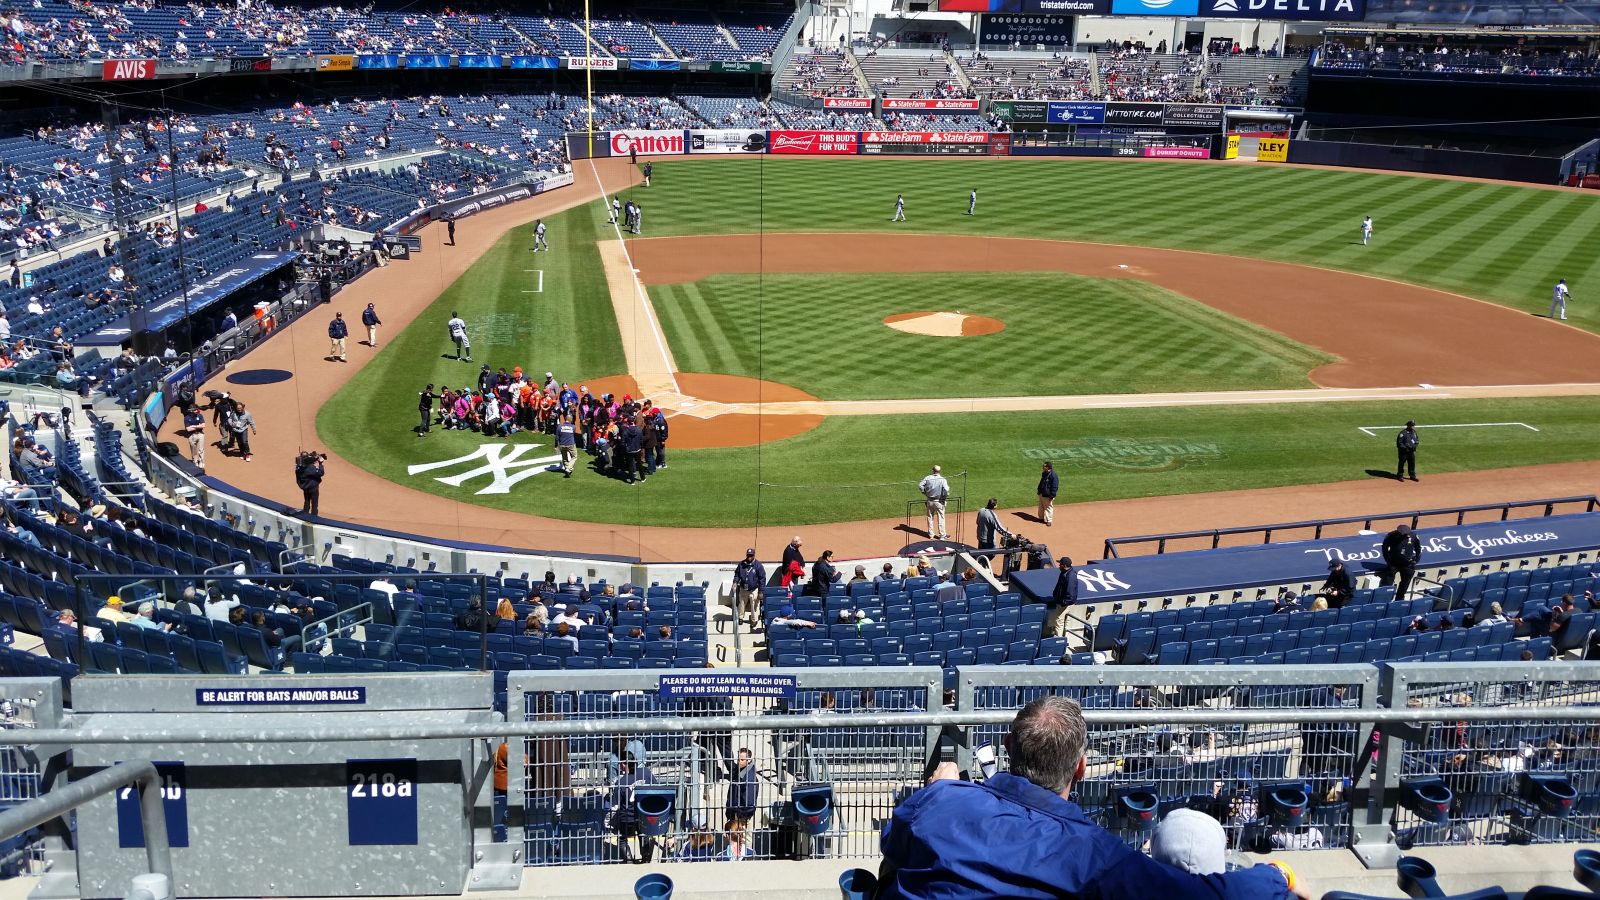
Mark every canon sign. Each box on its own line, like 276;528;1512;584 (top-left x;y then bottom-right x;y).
609;131;686;157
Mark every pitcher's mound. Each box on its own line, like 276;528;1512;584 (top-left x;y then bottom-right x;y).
884;311;1005;337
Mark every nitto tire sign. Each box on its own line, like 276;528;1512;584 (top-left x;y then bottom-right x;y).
1105;103;1165;125
609;130;686;157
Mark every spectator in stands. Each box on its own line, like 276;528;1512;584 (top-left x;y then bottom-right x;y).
0;473;41;512
1479;602;1509;627
875;563;897;583
97;595;130;624
722;818;754;861
848;565;870;587
1150;808;1227;875
172;587;203;619
131;601;172;632
726;747;757;828
609;739;657;863
880;696;1306;899
454;596;487;632
55;609;102;643
204;586;239;621
1550;594;1577;643
1315;560;1353;609
550;621;578;654
733;548;765;630
810;549;840;597
769;604;817;630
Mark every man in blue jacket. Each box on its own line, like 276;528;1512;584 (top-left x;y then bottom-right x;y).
327;312;348;362
879;696;1308;900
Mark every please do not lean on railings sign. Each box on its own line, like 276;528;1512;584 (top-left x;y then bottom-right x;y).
658;673;797;701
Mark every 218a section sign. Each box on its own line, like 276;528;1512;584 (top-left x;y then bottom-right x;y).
347;758;419;845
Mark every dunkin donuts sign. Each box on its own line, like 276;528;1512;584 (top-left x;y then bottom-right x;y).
608;130;686;157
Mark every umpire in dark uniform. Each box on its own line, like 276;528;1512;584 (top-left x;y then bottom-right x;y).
1380;524;1422;600
1396;420;1419;481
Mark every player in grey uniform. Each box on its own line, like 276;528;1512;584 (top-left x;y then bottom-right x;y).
967;189;977;216
532;219;548;252
892;194;906;222
447;312;471;361
632;202;642;235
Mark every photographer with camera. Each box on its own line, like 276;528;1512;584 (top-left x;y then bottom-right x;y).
295;451;326;517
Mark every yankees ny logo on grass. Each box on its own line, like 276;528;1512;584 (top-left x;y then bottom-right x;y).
407;444;562;495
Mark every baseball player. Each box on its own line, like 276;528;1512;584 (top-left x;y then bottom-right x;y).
608;198;620;225
1361;215;1373;246
643;162;652;187
447;311;471;361
892;194;906;222
532;219;548;252
632;202;643;235
1551;278;1569;320
967;188;977;216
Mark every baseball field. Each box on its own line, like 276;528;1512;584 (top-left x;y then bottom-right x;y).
311;156;1600;529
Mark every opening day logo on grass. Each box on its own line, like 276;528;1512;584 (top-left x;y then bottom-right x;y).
1021;438;1225;471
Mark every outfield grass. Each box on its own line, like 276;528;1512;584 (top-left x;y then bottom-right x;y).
631;157;1600;331
324;394;1600;528
651;272;1334;399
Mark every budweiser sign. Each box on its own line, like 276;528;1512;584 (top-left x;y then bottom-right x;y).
862;131;990;144
822;97;872;110
769;130;859;155
881;98;980;111
608;130;686;157
102;59;156;81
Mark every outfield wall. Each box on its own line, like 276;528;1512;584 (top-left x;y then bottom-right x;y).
1284;140;1564;185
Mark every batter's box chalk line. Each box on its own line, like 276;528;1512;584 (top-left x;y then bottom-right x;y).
1357;422;1541;437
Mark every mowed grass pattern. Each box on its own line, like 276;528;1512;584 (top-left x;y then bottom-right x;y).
652;272;1334;399
636;158;1600;331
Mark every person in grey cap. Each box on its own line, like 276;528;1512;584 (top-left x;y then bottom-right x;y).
733;548;766;631
1150;808;1228;875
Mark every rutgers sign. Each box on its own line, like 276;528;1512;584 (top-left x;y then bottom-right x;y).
102;59;156;81
609;130;686;157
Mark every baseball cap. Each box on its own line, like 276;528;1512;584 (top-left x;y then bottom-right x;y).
745;547;756;556
780;604;795;618
1150;808;1227;875
106;596;123;607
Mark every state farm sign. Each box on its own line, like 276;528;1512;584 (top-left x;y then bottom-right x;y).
769;130;859;155
862;131;990;144
822;97;872;110
102;59;156;81
609;130;686;157
881;98;980;111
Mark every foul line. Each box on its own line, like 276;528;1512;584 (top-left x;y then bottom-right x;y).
586;159;679;393
521;270;544;293
1358;422;1541;436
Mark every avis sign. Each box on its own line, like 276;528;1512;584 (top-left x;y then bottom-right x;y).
102;59;155;81
609;129;686;157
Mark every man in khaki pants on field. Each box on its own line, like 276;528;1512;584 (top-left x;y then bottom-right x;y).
1036;461;1059;526
919;465;950;540
180;407;206;472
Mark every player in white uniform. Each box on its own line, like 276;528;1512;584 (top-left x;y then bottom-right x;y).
892;194;906;222
1361;216;1373;246
632;203;642;235
609;198;620;224
967;189;977;216
1550;278;1569;320
532;219;548;252
447;312;471;361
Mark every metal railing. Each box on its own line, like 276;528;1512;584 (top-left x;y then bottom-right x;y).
1104;496;1600;558
0;760;172;882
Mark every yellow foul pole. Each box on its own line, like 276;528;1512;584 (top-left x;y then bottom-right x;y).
584;0;594;159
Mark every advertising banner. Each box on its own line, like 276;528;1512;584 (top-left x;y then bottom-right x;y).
457;54;502;68
1143;146;1210;158
102;59;156;80
228;57;271;73
1110;0;1200;12
510;55;561;69
609;129;687;157
977;13;1084;46
988;133;1014;155
566;56;619;70
405;54;450;68
357;54;401;69
316;54;355;72
712;60;762;73
994;100;1048;122
1257;137;1290;162
823;97;873;110
631;58;681;71
769;130;860;155
1201;0;1365;19
689;129;769;153
945;0;1108;9
861;131;993;155
1104;102;1166;125
1161;103;1224;129
1047;101;1105;124
881;98;981;111
1225;134;1240;159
